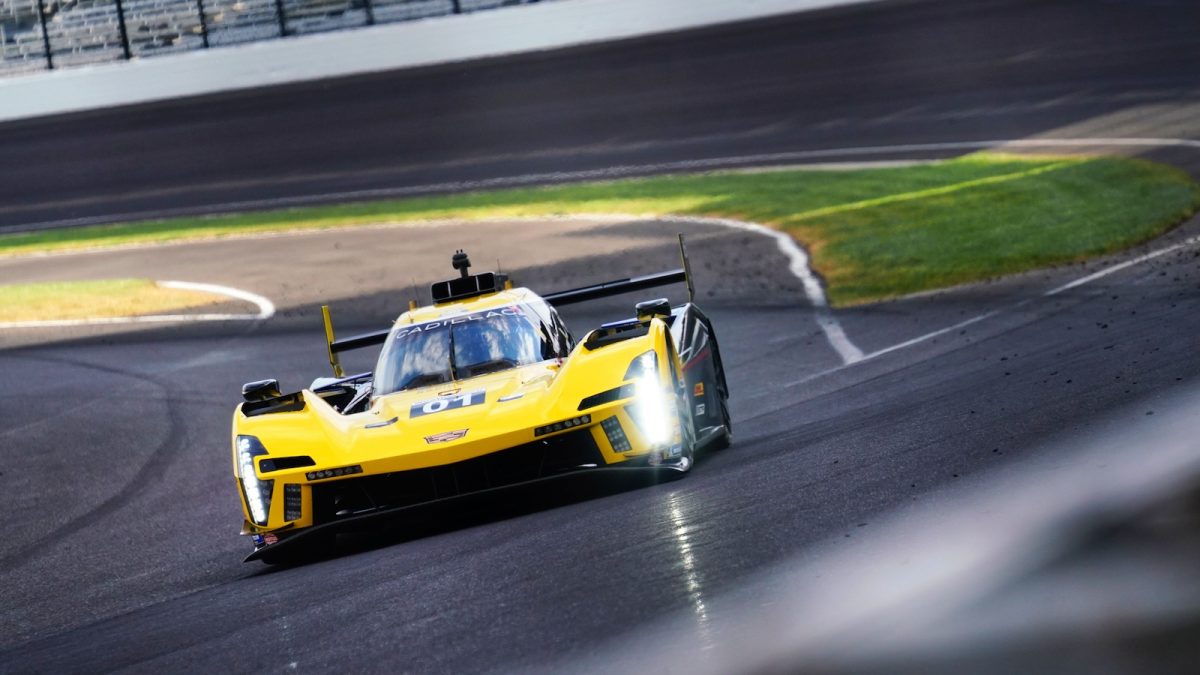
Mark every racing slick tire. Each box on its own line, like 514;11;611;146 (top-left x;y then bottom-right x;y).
710;397;733;451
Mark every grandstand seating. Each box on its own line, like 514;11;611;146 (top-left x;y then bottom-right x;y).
0;0;541;76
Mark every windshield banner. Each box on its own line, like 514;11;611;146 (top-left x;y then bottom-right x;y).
395;307;523;340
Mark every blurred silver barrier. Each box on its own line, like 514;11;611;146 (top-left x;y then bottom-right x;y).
560;380;1200;674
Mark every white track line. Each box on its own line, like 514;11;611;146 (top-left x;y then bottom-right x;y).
4;136;1197;360
1044;234;1200;296
670;216;865;364
11;137;1200;235
785;234;1200;388
0;280;275;329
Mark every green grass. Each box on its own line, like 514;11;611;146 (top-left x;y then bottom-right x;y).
0;279;225;321
3;152;1197;306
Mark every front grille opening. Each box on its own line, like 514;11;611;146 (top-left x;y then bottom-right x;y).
283;484;302;522
601;415;631;452
311;427;604;525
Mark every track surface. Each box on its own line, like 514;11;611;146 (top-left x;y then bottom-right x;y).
3;0;1200;672
0;0;1197;230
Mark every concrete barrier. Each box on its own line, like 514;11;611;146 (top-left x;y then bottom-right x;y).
0;0;870;123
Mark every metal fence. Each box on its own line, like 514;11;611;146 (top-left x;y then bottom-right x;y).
0;0;540;76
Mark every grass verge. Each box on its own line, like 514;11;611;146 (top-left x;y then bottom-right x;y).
0;279;227;322
2;152;1197;306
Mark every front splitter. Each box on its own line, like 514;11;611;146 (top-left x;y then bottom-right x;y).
245;463;686;563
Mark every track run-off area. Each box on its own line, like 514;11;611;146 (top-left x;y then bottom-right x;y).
3;0;1200;671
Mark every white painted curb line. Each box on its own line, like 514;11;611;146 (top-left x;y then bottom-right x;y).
16;137;1199;234
0;280;275;328
669;216;865;364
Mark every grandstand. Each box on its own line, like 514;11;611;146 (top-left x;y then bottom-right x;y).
0;0;539;76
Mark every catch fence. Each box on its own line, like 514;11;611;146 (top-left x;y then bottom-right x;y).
0;0;540;76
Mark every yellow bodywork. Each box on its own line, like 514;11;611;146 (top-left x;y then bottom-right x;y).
232;287;683;536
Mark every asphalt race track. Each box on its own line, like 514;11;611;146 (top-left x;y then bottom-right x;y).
1;0;1198;230
3;0;1200;672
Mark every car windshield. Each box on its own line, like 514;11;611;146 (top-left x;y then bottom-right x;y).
374;306;547;395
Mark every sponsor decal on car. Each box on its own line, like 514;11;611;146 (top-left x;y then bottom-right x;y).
394;307;524;339
693;382;705;397
425;429;469;444
410;389;485;418
695;403;706;417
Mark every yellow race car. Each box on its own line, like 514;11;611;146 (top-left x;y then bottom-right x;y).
232;243;730;563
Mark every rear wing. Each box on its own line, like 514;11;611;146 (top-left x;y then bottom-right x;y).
320;234;695;377
545;233;695;306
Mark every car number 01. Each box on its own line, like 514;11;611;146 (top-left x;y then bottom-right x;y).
410;390;485;418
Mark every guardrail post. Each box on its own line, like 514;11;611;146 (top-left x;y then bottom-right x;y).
451;0;461;14
113;0;132;59
363;0;375;25
196;0;210;48
35;0;54;69
273;0;289;35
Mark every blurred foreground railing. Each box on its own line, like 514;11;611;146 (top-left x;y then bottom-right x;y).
0;0;542;76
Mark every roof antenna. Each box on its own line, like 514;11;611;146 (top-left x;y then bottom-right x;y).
452;250;471;278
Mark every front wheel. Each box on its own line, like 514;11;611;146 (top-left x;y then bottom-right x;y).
710;397;733;451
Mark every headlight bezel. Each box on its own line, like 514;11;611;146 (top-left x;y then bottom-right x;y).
236;435;274;526
625;350;676;447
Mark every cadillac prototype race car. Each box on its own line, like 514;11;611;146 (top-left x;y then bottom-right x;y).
232;239;730;563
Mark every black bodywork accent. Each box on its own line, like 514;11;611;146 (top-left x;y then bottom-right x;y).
242;392;305;417
543;269;686;306
671;303;731;447
331;328;390;353
245;461;687;563
431;271;506;304
326;269;688;355
242;379;281;402
584;321;650;350
578;383;637;411
259;456;317;473
310;427;604;525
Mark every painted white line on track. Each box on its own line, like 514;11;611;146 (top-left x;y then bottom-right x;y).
669;216;865;364
5;136;1196;360
1044;234;1200;297
785;311;1002;388
0;280;275;329
785;234;1200;388
11;136;1200;235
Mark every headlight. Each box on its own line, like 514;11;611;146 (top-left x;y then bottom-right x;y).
625;350;657;382
627;351;674;446
236;435;274;526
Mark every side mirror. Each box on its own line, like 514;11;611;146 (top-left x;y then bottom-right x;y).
242;379;281;403
635;298;671;321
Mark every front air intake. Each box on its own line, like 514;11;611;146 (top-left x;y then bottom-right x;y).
601;416;631;453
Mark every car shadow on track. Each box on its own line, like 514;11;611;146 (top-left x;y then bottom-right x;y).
248;465;704;571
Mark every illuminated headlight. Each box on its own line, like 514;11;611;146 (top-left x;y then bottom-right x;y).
236;435;274;526
624;350;657;381
535;415;592;437
627;351;674;446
